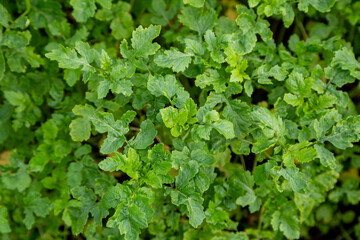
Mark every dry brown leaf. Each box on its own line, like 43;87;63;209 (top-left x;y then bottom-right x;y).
0;151;12;166
221;0;238;20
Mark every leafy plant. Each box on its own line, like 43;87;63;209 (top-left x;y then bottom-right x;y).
1;0;360;239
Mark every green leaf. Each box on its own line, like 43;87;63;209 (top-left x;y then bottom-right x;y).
178;7;216;35
195;69;227;93
96;0;112;9
71;106;135;153
249;0;260;8
23;191;52;219
1;31;31;48
143;171;162;188
100;134;126;154
325;117;360;149
5;47;43;73
284;93;303;106
282;4;295;27
223;99;251;138
42;119;59;140
102;184;131;209
204;30;227;63
2;168;31;192
154;48;193;72
107;203;148;240
45;45;88;69
271;201;300;239
2;1;360;238
70;0;96;23
67;162;83;188
131;25;161;58
251;106;282;138
283;142;317;165
0;49;5;80
236;13;256;33
185;38;205;55
97;80;111;99
113;80;134;96
55;140;72;158
213;120;235;139
313;109;340;140
64;69;81;87
110;60;135;79
252;138;277;154
74;41;96;64
186;194;206;228
110;2;133;39
254;162;275;185
68;187;100;234
244;79;254;96
93;112;132;152
29;151;49;172
147;75;180;99
183;0;205;8
314;144;337;169
0;4;9;28
299;0;336;12
205;201;232;228
286;72;312;96
130;120;157;149
191;149;216;165
331;47;360;78
230;31;257;55
0;206;10;233
295;147;317;163
99;153;126;172
234;170;261;213
279;166;307;193
160;106;190;137
100;149;141;179
176;160;199;190
70;118;91;141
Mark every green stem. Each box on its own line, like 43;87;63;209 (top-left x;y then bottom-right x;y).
340;223;353;240
240;138;254;145
240;154;246;169
324;72;335;94
129;0;135;11
252;155;258;174
164;92;174;106
20;0;31;17
257;204;266;232
295;15;308;40
182;130;190;141
263;150;271;159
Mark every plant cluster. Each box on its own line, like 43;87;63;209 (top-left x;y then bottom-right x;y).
1;0;360;239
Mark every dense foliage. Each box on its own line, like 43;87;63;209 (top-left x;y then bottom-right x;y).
1;0;360;239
